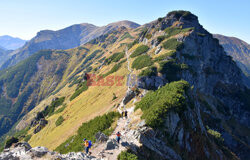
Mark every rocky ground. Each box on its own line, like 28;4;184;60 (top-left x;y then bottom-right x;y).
0;142;93;160
0;106;140;160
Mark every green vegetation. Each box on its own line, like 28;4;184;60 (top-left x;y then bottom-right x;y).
55;112;120;153
79;49;101;69
130;45;149;58
0;126;30;151
118;150;138;160
132;55;153;70
55;116;64;126
127;39;139;50
4;137;18;149
156;27;193;44
86;66;92;72
135;80;189;128
139;66;157;77
112;93;117;101
207;126;224;143
42;97;65;117
164;27;193;39
24;134;32;142
0;50;53;98
158;60;181;81
54;104;67;114
145;33;152;39
0;96;12;115
103;60;126;77
68;76;82;88
0;50;69;138
167;10;192;20
70;81;88;101
157;35;166;43
153;51;176;62
120;32;134;41
162;38;183;51
196;32;206;37
106;52;125;64
157;17;163;22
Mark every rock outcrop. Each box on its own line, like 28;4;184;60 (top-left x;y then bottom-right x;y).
33;118;48;134
95;132;108;143
0;142;96;160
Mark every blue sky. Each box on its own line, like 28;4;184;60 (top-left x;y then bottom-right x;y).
0;0;249;43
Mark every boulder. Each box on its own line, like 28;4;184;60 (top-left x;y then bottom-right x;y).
95;132;108;143
122;89;136;105
138;76;165;90
61;152;87;159
14;142;32;151
34;118;48;134
105;139;118;150
29;146;49;157
155;45;162;54
39;118;48;126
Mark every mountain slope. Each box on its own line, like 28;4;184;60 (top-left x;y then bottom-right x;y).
0;26;136;143
0;47;12;67
0;21;140;69
0;35;27;50
213;34;250;77
0;11;249;160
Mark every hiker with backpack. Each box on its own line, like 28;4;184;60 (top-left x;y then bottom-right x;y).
116;131;121;143
83;138;92;155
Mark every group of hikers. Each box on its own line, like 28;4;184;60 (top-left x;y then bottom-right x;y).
82;110;127;155
121;110;128;119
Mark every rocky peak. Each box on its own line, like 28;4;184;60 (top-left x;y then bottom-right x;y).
135;11;250;159
154;10;201;31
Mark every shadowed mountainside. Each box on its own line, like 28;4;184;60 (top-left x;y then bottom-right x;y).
213;34;250;77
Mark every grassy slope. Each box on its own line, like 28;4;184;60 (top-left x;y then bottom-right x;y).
29;66;128;150
27;29;137;150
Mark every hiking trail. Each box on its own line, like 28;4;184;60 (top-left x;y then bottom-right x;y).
90;47;136;159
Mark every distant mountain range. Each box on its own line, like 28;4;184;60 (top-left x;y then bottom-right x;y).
0;21;140;69
0;35;27;50
214;34;250;77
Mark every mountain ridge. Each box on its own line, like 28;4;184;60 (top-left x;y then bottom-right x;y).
0;20;140;70
0;35;27;50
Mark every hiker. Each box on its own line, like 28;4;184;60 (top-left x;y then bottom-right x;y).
124;110;128;119
83;138;92;155
116;131;121;143
121;111;124;119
